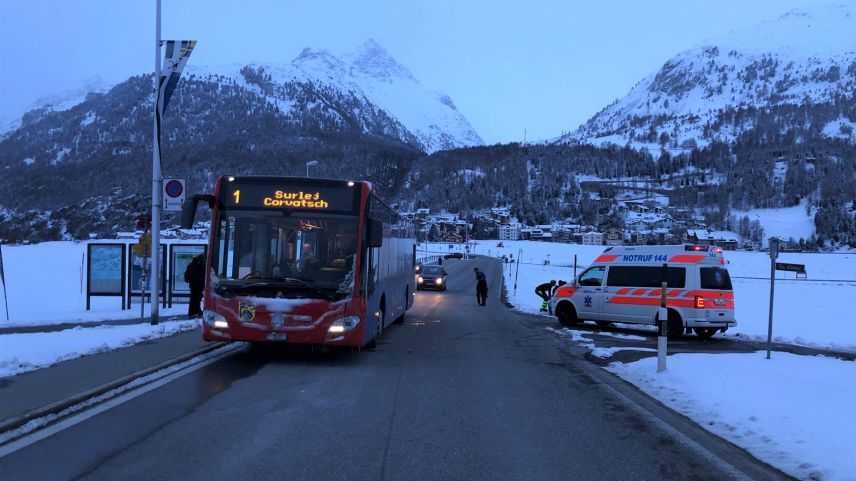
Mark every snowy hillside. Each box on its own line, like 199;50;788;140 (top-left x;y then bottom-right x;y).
170;40;484;153
564;4;856;149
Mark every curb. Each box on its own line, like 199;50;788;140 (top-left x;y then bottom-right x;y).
0;316;196;335
0;341;228;436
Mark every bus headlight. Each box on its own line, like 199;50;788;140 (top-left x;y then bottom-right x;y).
328;316;361;334
203;310;229;329
417;276;424;284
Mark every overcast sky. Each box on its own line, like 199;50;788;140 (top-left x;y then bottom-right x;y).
0;0;841;143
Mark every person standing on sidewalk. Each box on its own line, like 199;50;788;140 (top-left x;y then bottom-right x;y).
474;267;488;306
184;254;206;317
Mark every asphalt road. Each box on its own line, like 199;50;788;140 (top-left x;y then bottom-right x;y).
0;257;790;481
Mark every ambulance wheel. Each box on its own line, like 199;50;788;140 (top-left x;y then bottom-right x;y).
556;302;579;327
655;309;684;339
595;321;612;328
693;328;717;339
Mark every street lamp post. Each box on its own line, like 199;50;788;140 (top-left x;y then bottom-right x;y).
306;160;318;178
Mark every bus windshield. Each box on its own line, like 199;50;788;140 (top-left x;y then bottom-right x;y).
211;209;359;299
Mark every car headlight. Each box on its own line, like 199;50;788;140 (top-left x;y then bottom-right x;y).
328;316;361;334
203;310;228;329
417;276;424;283
435;277;443;284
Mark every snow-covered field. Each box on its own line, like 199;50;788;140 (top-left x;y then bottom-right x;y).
608;352;856;481
732;200;816;243
1;241;187;327
0;320;199;378
422;240;856;350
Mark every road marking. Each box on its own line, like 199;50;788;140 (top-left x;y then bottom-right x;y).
0;343;243;459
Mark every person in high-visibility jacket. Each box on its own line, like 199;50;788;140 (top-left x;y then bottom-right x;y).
535;280;556;313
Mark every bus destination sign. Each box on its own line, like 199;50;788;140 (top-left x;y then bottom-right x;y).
222;182;356;212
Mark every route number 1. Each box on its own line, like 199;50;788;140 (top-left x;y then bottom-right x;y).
233;190;240;204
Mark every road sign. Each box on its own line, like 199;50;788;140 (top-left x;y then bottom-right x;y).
163;178;185;212
775;262;806;273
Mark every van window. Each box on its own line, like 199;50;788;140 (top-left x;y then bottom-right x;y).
606;266;686;288
700;267;732;290
578;267;605;287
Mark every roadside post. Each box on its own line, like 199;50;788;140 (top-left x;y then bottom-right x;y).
657;275;668;373
766;237;779;359
133;233;152;321
573;254;577;278
513;249;522;296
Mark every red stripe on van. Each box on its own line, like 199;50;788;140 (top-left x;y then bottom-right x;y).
683;290;734;299
616;288;632;295
594;255;619;263
554;286;578;298
632;288;648;296
668;255;706;263
608;297;696;308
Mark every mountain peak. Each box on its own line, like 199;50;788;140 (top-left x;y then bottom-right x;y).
697;3;856;57
345;39;416;82
562;3;856;149
291;47;346;75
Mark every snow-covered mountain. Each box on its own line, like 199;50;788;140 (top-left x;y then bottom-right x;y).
0;77;110;139
226;39;483;152
1;39;481;153
563;4;856;149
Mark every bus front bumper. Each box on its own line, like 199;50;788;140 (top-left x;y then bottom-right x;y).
202;309;367;347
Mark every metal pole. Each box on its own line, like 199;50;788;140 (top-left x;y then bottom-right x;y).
766;237;778;359
766;256;775;359
657;279;668;373
150;0;162;325
513;249;521;296
573;254;577;278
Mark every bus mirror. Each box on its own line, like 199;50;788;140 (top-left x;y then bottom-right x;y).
181;194;216;229
368;218;383;247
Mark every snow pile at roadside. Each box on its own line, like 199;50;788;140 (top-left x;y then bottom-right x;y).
608;352;856;481
0;320;199;378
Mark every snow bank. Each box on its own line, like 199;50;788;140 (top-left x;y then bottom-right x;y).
0;320;199;378
608;352;856;481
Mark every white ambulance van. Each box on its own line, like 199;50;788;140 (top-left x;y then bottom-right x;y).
550;245;736;339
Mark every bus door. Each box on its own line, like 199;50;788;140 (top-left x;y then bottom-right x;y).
575;266;606;320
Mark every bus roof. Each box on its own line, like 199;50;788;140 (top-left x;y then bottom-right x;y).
592;245;726;266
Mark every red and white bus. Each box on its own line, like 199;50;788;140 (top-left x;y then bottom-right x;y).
182;176;415;348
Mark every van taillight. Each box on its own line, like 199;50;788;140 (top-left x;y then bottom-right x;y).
694;296;705;309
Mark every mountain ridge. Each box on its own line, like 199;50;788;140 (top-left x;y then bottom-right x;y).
562;3;856;150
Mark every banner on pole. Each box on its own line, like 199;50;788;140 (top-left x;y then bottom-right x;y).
158;40;197;115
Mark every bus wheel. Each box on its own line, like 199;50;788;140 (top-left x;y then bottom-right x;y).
376;300;386;337
365;302;385;350
394;290;407;325
693;327;717;339
595;321;612;328
556;302;579;327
